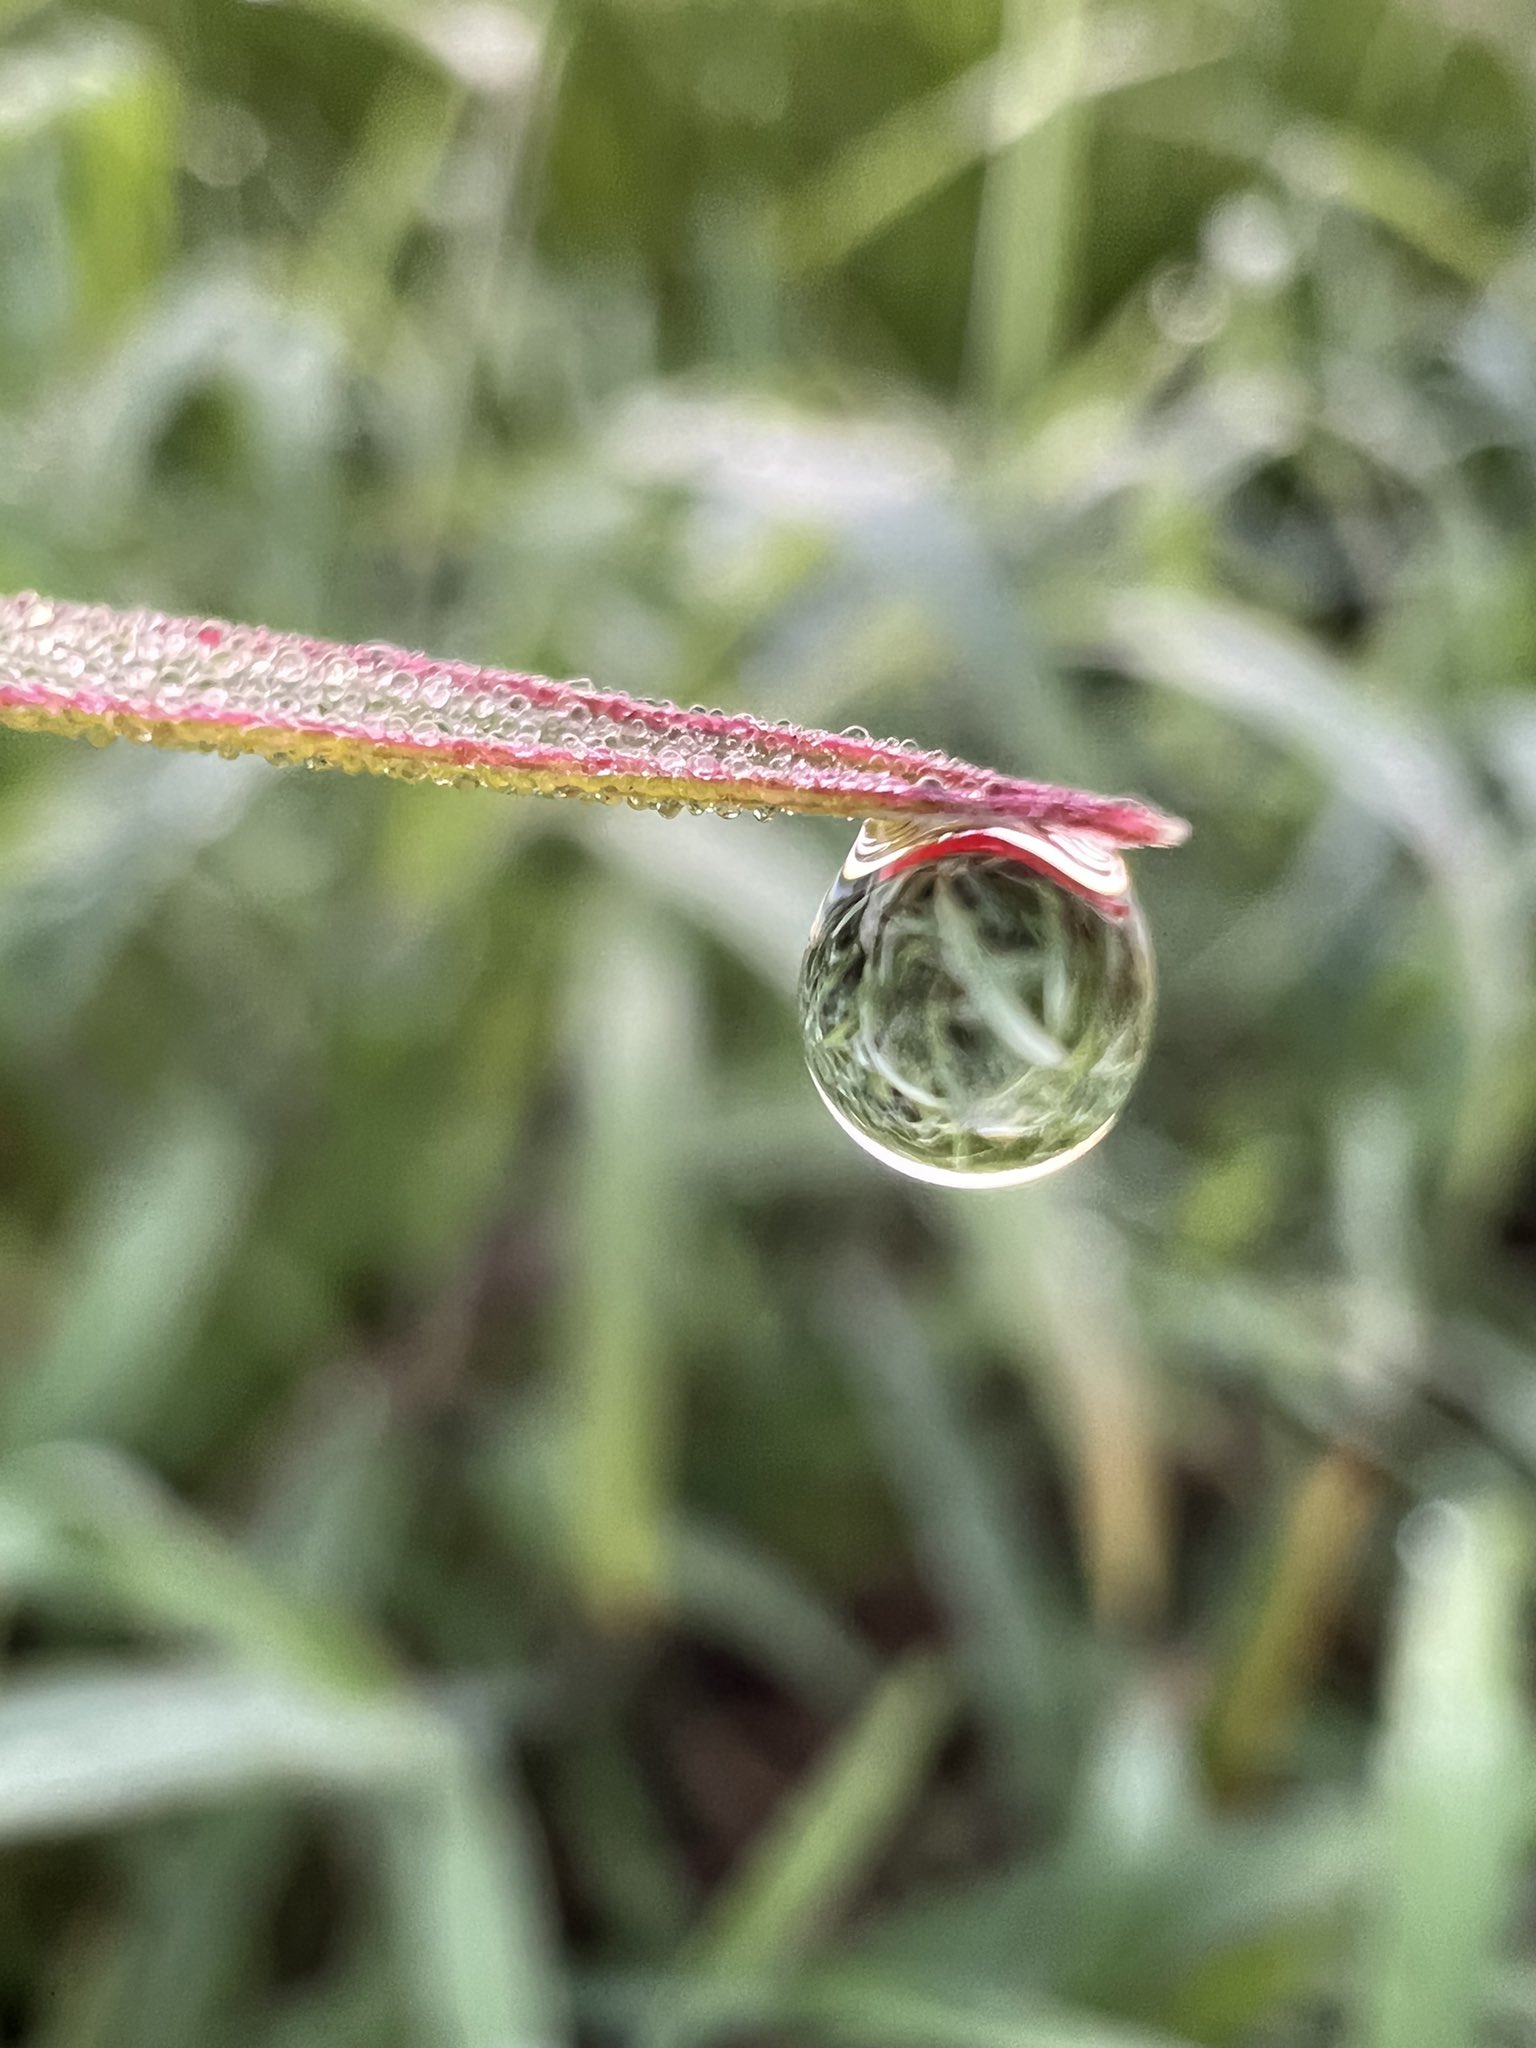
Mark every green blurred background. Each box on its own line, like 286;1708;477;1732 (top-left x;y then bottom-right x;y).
1;0;1535;2042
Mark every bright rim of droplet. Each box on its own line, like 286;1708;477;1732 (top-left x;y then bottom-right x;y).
798;818;1156;1189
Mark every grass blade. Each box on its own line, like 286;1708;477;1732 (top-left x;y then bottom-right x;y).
1360;1496;1528;2048
562;897;693;1626
3;1096;254;1448
0;1666;435;1839
967;0;1088;416
952;1189;1170;1631
0;594;1187;846
802;1971;1199;2048
686;1655;953;1979
0;1444;389;1691
835;1263;1063;1800
673;1517;879;1714
375;1747;567;2048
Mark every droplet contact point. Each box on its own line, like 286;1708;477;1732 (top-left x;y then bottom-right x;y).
798;820;1157;1188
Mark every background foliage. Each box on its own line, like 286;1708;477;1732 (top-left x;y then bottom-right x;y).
1;0;1535;2042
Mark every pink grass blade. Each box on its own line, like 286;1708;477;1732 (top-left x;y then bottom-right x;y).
0;594;1187;849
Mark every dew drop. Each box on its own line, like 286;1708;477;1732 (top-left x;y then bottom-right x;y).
798;819;1155;1188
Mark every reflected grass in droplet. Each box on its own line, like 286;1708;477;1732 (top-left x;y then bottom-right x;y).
798;822;1156;1188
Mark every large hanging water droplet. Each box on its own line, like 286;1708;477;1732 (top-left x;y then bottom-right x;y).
798;819;1156;1188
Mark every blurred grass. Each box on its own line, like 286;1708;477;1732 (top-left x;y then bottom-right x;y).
1;0;1536;2044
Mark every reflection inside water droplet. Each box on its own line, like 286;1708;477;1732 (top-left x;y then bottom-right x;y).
798;819;1156;1188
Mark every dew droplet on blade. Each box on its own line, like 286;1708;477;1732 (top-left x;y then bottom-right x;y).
797;819;1156;1188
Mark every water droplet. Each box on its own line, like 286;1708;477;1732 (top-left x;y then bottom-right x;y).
798;819;1155;1188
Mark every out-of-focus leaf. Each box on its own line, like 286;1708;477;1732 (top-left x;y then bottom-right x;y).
799;1972;1201;2048
1331;1091;1424;1399
280;0;546;96
3;1097;255;1448
0;1666;438;1839
779;12;1226;273
561;894;696;1624
967;0;1089;414
295;60;461;346
47;269;347;614
952;1188;1170;1629
1109;590;1517;1030
1107;587;1530;1197
1359;1496;1529;2048
1273;124;1510;285
1205;1448;1381;1794
854;1766;1369;2031
375;1745;568;2048
590;1966;1203;2048
584;806;823;999
0;24;178;335
835;1264;1064;1802
0;749;265;1036
0;1444;389;1691
672;1517;879;1713
681;1655;953;1979
253;1970;400;2048
88;1378;412;2048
